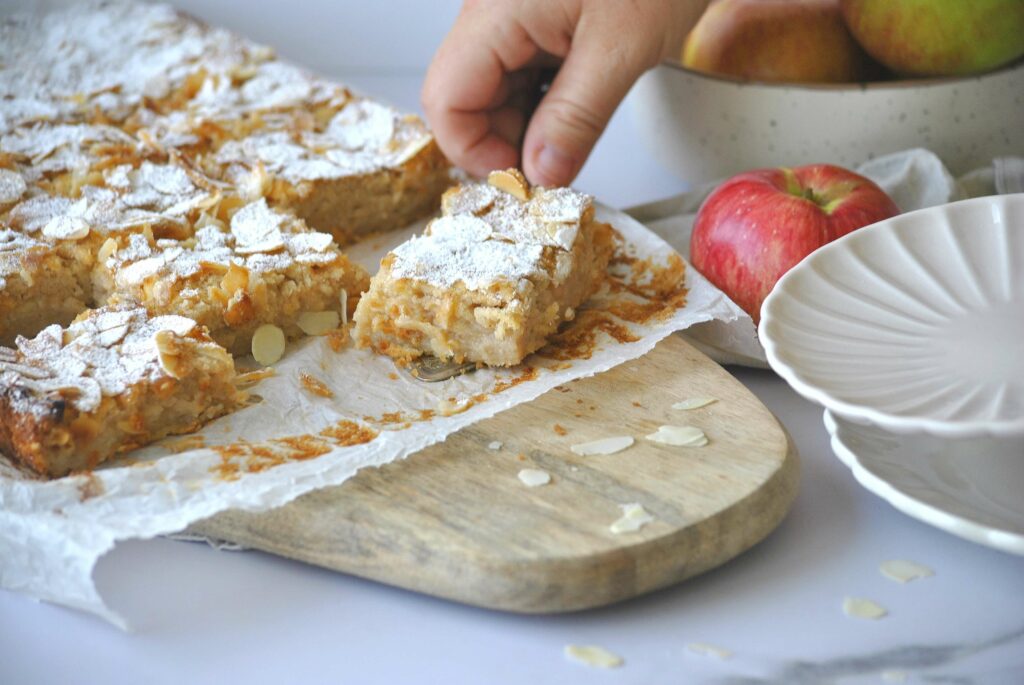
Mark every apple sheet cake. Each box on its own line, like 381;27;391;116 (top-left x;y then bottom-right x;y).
353;170;616;367
0;307;242;478
0;1;452;477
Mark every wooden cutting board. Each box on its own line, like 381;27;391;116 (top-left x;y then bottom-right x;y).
190;335;798;612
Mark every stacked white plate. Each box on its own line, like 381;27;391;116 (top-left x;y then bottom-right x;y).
759;194;1024;554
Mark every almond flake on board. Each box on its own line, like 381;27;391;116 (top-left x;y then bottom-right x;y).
671;397;716;410
517;468;551;487
563;645;623;669
569;436;634;456
487;440;503;450
609;503;654;534
646;425;708;447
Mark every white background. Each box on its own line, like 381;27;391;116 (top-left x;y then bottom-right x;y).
2;2;1023;684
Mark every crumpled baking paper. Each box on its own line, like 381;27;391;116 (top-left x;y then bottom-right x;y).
0;204;746;627
630;148;1021;368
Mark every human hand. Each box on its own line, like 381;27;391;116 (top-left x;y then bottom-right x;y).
422;0;709;187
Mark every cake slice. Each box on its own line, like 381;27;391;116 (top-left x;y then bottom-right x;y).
191;97;451;242
353;170;615;367
0;306;241;478
93;198;369;355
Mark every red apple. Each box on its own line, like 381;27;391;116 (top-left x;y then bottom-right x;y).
841;0;1024;77
681;0;883;83
690;164;899;323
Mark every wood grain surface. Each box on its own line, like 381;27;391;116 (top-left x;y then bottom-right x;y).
191;335;799;612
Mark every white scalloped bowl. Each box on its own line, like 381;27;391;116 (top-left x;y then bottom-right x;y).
760;194;1024;439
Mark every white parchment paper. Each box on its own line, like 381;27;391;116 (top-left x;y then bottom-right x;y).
0;204;745;627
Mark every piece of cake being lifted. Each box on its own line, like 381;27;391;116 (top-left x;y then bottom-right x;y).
353;169;615;367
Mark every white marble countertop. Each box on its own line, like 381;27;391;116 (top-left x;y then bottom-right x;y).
2;3;1022;684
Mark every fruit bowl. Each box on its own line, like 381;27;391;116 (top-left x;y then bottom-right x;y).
759;193;1024;439
629;59;1024;183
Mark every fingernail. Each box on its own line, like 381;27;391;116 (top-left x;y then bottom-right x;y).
534;144;577;186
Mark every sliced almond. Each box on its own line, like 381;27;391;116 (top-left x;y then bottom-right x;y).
686;643;733;660
297;310;341;336
220;262;250;295
646;425;708;447
96;323;130;347
609;503;654;534
42;215;90;241
564;645;623;669
672;398;717;411
570;436;634;456
487;168;529;201
339;288;349;325
251;324;285;366
842;597;887;620
517;468;551;487
154;330;187;379
223;290;255;327
97;237;119;264
879;559;934;583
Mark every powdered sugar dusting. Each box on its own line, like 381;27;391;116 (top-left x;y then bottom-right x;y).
0;229;44;289
0;169;27;204
230;198;286;254
391;215;544;291
7;161;209;237
106;210;340;289
0;307;199;414
0;2;263;134
387;179;594;291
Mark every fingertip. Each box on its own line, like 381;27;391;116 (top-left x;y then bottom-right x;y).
454;134;521;179
523;141;580;188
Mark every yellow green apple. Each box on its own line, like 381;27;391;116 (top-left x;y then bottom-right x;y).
681;0;882;83
841;0;1024;76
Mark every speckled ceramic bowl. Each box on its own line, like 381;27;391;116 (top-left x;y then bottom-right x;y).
630;60;1024;182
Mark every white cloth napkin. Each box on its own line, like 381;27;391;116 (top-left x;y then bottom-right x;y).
628;149;1024;368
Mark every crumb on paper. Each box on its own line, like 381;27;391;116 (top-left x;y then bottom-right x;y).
570;436;634;456
553;423;568;436
164;435;206;454
517;453;526;461
326;327;349;352
672;397;716;410
517;468;551;487
646;425;708;447
610;503;654;534
299;372;334;398
686;642;733;660
843;597;888;620
388;372;399;381
235;368;276;385
487;440;503;450
880;559;934;584
882;670;909;683
564;644;623;669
